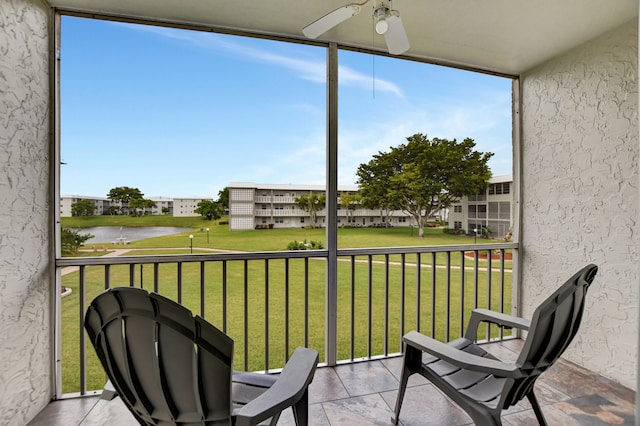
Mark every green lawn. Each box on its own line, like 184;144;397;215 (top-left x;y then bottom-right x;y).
68;217;499;252
59;219;513;393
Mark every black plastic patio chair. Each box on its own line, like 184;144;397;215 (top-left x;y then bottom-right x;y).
85;287;319;426
392;264;598;426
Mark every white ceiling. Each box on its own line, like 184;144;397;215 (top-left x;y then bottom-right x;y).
48;0;638;75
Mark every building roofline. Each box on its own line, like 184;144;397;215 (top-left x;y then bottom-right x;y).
228;182;360;191
489;174;513;183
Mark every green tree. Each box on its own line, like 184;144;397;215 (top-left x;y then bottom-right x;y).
194;200;223;221
129;198;157;216
161;207;170;215
70;199;97;217
107;186;144;215
61;228;94;255
217;187;229;212
357;133;493;238
295;193;326;227
105;205;120;216
356;152;403;226
339;192;361;225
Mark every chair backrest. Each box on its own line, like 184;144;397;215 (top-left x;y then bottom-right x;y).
85;287;234;425
502;264;598;408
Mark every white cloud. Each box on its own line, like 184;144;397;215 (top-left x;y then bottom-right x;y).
339;66;403;98
117;22;403;97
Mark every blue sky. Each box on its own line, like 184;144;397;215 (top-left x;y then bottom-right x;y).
61;16;513;199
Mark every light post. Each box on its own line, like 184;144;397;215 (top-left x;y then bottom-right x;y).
473;228;477;244
189;234;193;253
206;228;210;244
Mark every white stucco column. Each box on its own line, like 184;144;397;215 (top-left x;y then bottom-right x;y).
0;0;53;423
520;19;638;389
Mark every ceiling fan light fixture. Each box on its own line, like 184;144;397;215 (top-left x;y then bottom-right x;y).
302;0;409;55
375;16;388;34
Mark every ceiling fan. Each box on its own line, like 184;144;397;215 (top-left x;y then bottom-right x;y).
302;0;410;55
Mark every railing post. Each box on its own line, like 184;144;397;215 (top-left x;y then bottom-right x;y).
325;42;339;366
79;266;86;395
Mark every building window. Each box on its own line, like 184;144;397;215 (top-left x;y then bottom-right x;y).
454;205;462;213
489;182;511;195
469;190;486;201
468;222;483;234
454;221;462;229
300;217;305;223
489;202;499;218
499;202;510;219
275;218;284;223
489;201;511;220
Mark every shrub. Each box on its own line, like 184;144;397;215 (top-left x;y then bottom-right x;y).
61;228;94;255
287;240;307;250
443;227;465;235
309;240;324;249
286;239;324;250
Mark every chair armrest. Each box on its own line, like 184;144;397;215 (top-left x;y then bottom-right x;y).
234;347;319;426
403;331;522;379
463;308;530;341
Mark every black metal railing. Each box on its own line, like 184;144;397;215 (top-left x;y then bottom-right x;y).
56;243;517;396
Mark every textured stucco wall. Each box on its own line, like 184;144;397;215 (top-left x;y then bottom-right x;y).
0;0;52;423
520;19;638;389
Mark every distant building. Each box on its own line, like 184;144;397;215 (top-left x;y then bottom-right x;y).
447;175;513;239
149;196;174;216
227;182;443;231
60;195;112;217
173;197;212;217
59;195;209;217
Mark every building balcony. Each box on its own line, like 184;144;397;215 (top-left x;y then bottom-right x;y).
42;243;627;425
256;208;308;216
38;243;637;423
30;338;635;425
256;196;298;203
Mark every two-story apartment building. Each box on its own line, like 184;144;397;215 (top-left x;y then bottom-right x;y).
448;175;513;239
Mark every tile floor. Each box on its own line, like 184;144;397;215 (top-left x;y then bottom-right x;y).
29;340;635;425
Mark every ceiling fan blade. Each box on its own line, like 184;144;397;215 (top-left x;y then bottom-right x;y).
384;13;410;55
302;3;365;39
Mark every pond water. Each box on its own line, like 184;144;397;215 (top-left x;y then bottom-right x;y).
77;226;192;243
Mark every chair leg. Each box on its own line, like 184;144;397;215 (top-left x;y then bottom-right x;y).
392;348;416;425
100;380;118;401
526;390;548;426
292;388;309;426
